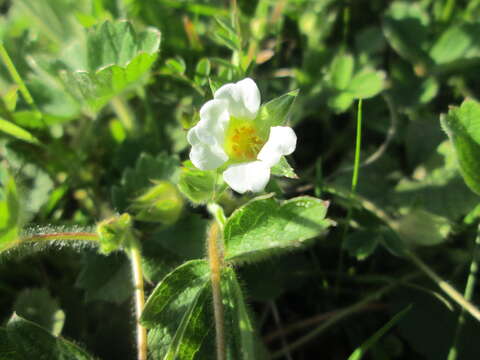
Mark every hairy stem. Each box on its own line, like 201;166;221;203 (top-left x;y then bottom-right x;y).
408;250;480;322
447;223;480;360
130;243;147;360
207;222;226;360
2;232;99;252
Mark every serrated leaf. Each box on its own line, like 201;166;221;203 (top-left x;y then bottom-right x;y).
441;99;480;195
330;53;354;90
1;315;93;360
0;168;20;252
76;251;132;304
222;267;257;360
255;90;299;134
348;69;385;99
112;153;180;212
347;306;411;360
270;157;298;179
0;118;40;145
178;161;217;204
63;20;161;113
141;260;212;359
14;288;65;336
224;195;333;264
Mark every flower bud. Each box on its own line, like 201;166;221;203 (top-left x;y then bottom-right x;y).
96;213;134;254
130;181;183;224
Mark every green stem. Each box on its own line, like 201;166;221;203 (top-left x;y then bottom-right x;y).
408;250;480;322
110;97;135;133
447;223;480;360
0;43;42;120
336;100;363;292
3;232;100;252
441;0;456;22
272;272;416;358
130;242;148;360
207;221;226;360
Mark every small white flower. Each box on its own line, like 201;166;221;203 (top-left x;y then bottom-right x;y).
187;78;297;194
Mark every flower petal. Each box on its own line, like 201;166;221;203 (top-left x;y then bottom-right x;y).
190;143;228;171
194;99;230;145
214;78;260;120
223;161;270;193
257;126;297;167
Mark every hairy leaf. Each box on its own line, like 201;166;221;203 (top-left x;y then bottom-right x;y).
0;315;93;359
224;195;333;264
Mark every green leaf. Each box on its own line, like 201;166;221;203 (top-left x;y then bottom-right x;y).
382;1;431;67
0;314;93;359
347;306;411;360
63;20;161;113
112;153;180;212
141;259;212;359
224;195;333;264
330;53;354;90
344;231;379;261
328;92;354;113
14;288;65;336
441;99;480;195
0;168;20;252
178;161;217;204
255;90;299;135
76;251;132;304
222;267;257;360
0;118;40;145
194;58;211;86
347;69;385;99
430;24;480;70
391;209;451;246
165;57;186;75
270;157;298;179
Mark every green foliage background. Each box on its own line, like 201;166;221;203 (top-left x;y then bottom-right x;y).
2;0;480;359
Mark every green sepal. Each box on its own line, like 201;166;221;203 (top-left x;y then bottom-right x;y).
270;157;298;179
255;89;299;135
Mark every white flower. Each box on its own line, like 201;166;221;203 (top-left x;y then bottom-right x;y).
187;78;297;194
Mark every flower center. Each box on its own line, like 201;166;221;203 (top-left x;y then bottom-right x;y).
225;120;265;161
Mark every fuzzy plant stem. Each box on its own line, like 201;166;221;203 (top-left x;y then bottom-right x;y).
130;242;148;360
2;232;100;253
207;221;226;360
447;223;480;360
